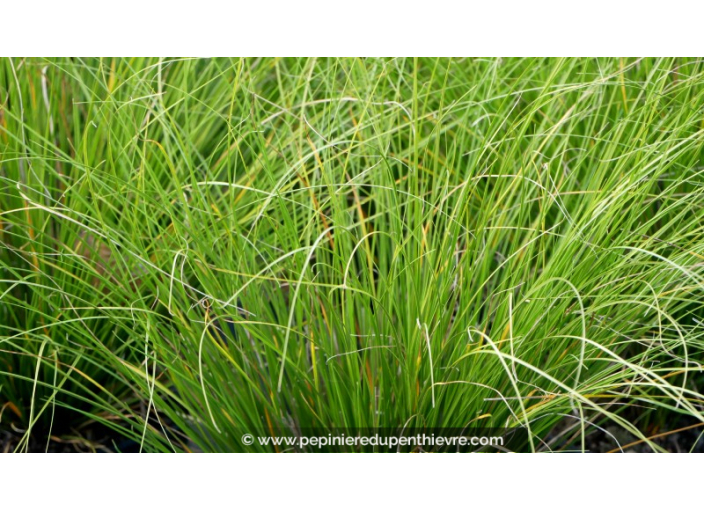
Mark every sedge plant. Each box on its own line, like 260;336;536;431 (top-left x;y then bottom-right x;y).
1;57;704;452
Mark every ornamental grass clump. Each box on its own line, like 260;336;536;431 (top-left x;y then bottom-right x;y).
1;57;703;452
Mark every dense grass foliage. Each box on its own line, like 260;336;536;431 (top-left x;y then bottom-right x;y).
1;57;704;452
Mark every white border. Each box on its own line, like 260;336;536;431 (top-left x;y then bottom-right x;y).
1;2;702;55
1;454;701;507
